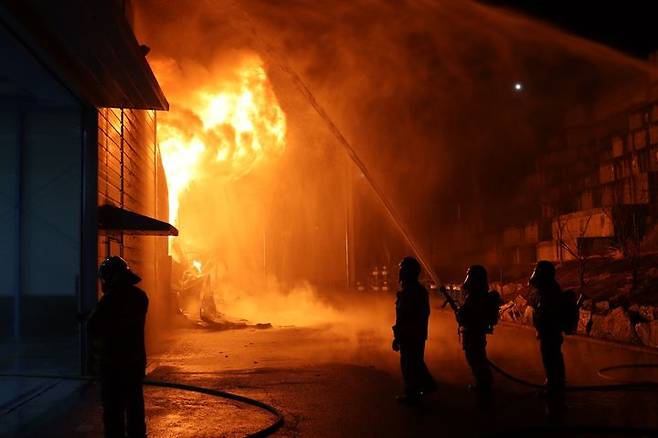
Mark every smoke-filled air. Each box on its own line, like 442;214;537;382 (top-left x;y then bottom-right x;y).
135;0;655;327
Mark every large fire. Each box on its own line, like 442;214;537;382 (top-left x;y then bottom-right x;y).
153;55;287;227
150;53;341;327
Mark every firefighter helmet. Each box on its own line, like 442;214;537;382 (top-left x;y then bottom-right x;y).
463;264;488;294
399;256;421;283
98;256;141;286
529;260;555;288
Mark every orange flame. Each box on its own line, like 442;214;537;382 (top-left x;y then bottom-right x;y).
153;55;287;226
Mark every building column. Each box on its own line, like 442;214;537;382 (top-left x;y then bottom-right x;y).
13;111;24;340
79;104;98;374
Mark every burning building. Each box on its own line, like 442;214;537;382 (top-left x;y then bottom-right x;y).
132;0;658;293
0;0;172;372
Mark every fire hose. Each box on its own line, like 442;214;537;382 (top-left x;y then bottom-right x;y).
434;285;658;392
427;285;658;438
437;286;658;435
474;321;658;435
480;329;658;436
488;359;658;392
4;363;658;438
484;362;658;438
0;373;283;438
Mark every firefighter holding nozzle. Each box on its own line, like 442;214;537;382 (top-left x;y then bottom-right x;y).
88;256;149;438
456;265;501;396
392;257;437;403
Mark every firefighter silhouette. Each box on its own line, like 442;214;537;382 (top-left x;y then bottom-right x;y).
528;260;574;417
456;265;501;396
392;257;437;403
88;256;148;438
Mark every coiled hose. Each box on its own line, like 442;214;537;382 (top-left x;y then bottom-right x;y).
0;373;283;438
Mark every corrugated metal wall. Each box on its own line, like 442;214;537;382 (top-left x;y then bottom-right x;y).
98;108;157;218
97;107;171;349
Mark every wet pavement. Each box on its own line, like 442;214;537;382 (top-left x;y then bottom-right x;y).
143;308;658;437
4;294;658;437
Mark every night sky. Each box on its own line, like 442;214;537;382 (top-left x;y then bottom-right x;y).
481;0;658;58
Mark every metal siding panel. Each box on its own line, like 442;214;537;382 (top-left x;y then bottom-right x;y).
97;108;159;254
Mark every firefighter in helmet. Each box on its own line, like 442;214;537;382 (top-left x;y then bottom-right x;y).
528;260;571;418
528;260;566;393
392;256;437;403
88;256;149;438
457;265;500;396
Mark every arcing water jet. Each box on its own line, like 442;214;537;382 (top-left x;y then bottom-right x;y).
234;4;443;287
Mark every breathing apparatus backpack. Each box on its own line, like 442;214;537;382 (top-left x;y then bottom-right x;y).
560;289;581;335
485;290;503;333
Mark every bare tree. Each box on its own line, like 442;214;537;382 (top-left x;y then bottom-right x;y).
604;206;646;292
555;215;566;265
555;212;594;294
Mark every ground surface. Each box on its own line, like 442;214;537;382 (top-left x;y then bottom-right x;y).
5;294;658;437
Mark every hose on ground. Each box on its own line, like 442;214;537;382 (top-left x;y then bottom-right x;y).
6;363;658;437
487;360;658;391
484;362;658;436
486;424;658;437
598;363;658;384
0;373;283;438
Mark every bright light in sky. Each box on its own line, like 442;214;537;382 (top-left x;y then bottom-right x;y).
514;82;523;91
